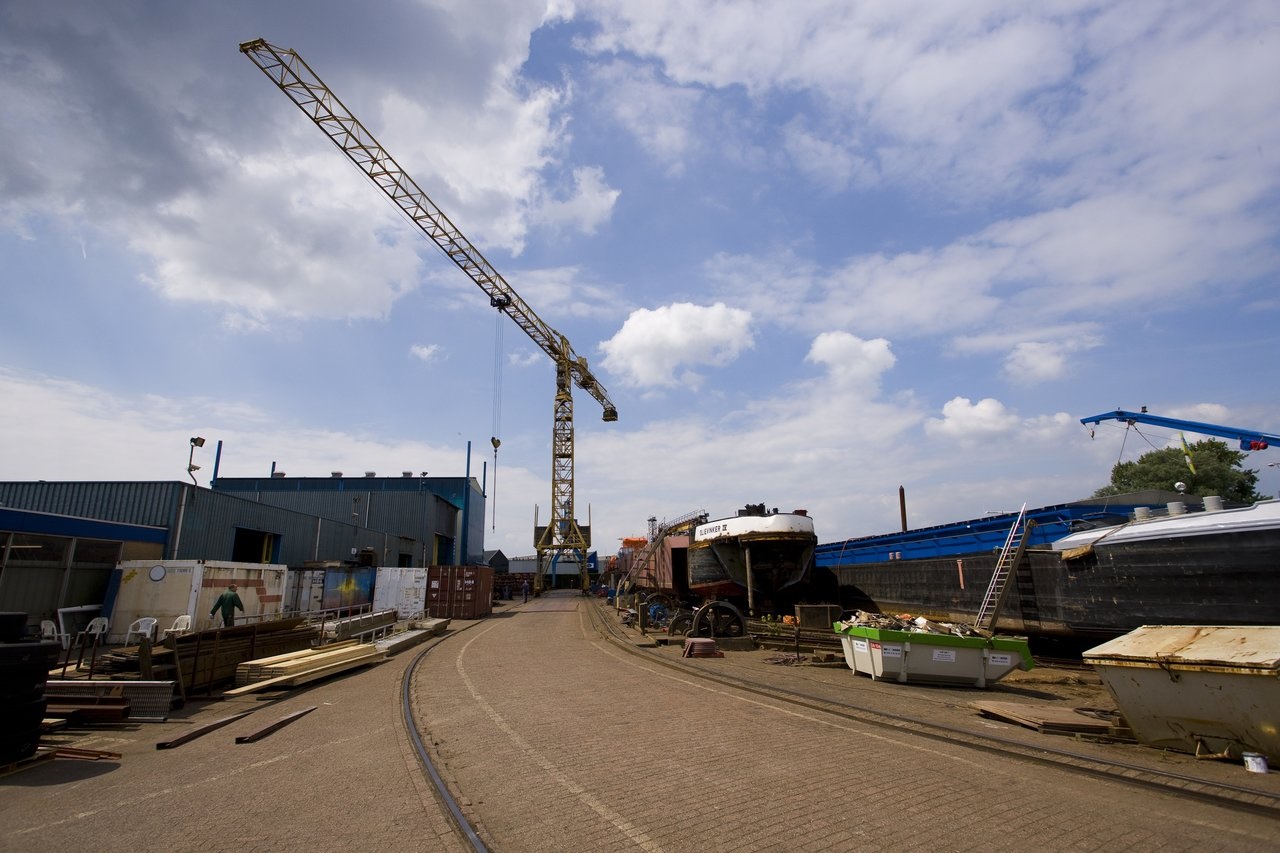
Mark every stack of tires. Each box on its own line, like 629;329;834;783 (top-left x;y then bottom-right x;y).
0;613;59;765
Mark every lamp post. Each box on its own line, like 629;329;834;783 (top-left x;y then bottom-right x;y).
187;436;205;485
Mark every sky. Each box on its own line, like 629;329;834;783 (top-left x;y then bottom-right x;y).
2;0;1279;559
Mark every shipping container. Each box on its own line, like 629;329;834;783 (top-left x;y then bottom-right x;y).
373;566;429;618
425;565;493;619
111;560;289;642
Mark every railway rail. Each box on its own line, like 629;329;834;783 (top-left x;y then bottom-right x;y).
402;596;1280;851
582;600;1280;820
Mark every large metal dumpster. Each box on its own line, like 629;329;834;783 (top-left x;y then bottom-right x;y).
833;623;1033;687
1083;625;1280;760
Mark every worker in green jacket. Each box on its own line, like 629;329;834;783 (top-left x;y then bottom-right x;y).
210;583;244;627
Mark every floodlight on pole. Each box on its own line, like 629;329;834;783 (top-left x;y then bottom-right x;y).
188;436;206;485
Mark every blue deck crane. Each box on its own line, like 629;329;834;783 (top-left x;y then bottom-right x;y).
1080;408;1280;451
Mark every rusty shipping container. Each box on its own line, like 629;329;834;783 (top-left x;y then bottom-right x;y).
425;565;494;619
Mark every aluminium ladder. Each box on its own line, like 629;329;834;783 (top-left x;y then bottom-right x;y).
974;503;1031;634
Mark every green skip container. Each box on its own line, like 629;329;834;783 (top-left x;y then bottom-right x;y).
833;623;1033;688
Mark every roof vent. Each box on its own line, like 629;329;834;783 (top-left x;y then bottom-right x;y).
402;471;414;478
271;471;286;478
364;471;377;478
331;471;343;478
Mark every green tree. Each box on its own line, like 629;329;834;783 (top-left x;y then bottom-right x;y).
1093;439;1263;502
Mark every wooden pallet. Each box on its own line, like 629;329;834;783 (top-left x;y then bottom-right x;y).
972;700;1118;736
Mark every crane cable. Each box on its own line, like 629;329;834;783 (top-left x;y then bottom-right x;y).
490;299;506;530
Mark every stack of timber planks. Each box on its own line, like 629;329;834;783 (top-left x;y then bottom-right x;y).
57;618;321;694
224;642;385;696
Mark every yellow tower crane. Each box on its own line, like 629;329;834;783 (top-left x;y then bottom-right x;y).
241;38;618;593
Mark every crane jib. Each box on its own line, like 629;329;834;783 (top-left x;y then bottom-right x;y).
239;38;617;423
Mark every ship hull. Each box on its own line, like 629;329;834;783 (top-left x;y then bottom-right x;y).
686;509;821;611
826;500;1280;643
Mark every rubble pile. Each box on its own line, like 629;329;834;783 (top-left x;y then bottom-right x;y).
836;610;980;638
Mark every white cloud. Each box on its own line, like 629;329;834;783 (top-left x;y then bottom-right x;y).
1002;341;1068;385
591;61;705;173
706;244;1008;339
924;397;1021;446
599;302;753;388
534;165;620;235
376;79;568;257
781;119;878;192
505;265;621;320
129;148;423;327
805;331;895;394
410;344;442;362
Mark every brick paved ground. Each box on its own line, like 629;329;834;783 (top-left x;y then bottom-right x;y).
412;591;1280;852
4;591;1278;852
1;644;467;853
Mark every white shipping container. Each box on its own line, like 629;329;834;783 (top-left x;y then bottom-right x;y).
110;560;289;642
373;567;429;619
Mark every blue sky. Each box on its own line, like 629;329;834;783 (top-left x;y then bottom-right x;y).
2;1;1278;558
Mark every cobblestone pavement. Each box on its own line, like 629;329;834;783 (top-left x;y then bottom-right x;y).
411;591;1280;852
4;592;1278;853
1;644;467;853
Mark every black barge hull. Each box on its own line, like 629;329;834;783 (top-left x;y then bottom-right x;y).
835;525;1280;643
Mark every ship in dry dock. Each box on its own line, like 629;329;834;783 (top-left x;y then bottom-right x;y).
615;503;836;636
818;493;1280;646
687;503;820;614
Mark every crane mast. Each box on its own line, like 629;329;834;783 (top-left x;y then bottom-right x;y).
241;39;617;589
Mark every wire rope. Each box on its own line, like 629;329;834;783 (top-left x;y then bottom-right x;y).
490;306;504;530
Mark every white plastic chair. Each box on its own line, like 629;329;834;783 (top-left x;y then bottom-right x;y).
162;614;192;639
41;619;70;650
125;617;158;645
80;616;109;644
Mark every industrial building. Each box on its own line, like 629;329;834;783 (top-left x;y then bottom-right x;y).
0;473;486;630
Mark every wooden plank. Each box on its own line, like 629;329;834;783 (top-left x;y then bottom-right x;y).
222;650;385;697
235;641;358;670
234;645;379;685
54;746;122;761
155;711;253;750
235;706;317;743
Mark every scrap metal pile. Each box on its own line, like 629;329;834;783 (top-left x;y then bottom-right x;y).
836;610;981;638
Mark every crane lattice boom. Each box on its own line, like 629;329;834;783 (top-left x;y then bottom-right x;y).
239;39;617;421
241;38;617;579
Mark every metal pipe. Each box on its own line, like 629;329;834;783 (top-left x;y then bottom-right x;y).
461;441;471;565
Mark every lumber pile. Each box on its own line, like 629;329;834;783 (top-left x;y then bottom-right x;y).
224;643;385;696
58;618;320;694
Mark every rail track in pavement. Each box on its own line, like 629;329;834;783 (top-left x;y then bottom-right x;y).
399;595;1279;851
583;598;1280;820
